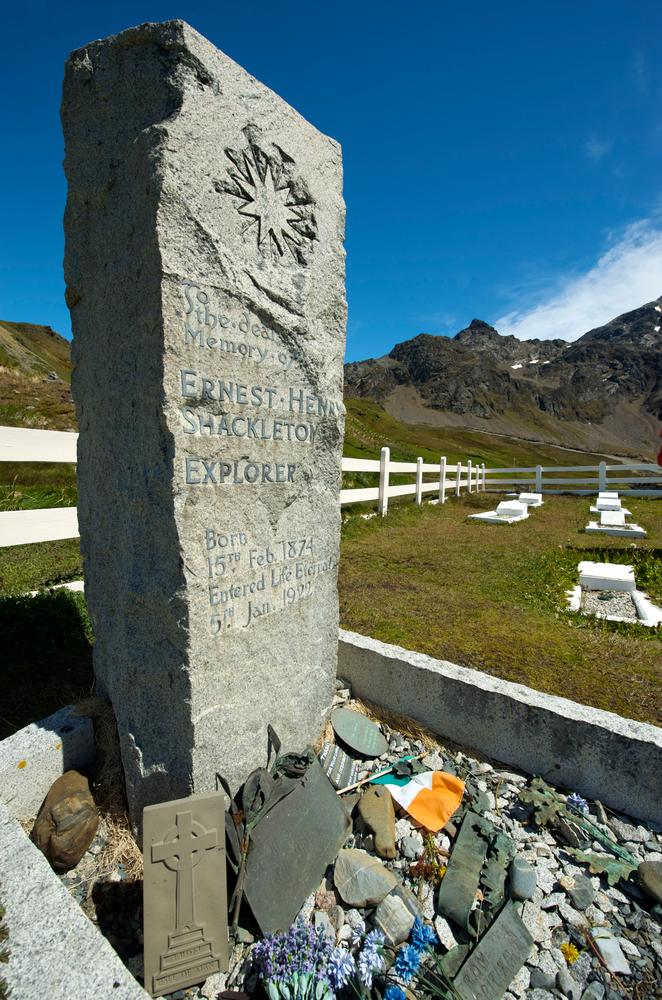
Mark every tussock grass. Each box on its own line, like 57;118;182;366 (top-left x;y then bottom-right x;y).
339;494;662;727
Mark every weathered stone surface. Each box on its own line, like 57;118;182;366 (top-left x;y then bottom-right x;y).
372;893;415;946
588;928;631;975
333;849;397;908
0;801;149;1000
327;904;344;932
0;705;95;821
509;856;537;901
31;770;99;871
638;860;662;903
529;970;555;991
358;786;396;859
565;874;594;910
434;915;458;950
61;19;347;827
555;968;580;1000
390;882;424;920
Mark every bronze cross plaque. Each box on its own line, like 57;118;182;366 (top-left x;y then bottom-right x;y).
143;791;228;997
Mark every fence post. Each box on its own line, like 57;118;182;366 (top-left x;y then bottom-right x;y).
455;463;461;497
536;465;542;493
599;461;606;493
439;456;447;503
481;463;486;491
467;460;472;493
378;446;390;516
416;457;423;505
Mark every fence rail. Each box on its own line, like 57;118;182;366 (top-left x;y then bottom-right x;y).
1;427;661;548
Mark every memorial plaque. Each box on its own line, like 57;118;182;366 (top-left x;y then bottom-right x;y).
318;742;360;790
243;754;351;933
62;20;347;827
331;708;388;757
437;812;491;932
143;791;228;998
453;900;533;1000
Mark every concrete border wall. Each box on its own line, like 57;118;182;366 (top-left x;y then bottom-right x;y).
338;629;662;824
0;801;148;1000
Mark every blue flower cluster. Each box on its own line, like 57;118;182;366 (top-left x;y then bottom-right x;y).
253;922;335;997
567;792;589;815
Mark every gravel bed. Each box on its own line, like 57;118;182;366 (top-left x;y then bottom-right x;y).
51;685;662;1000
581;590;639;622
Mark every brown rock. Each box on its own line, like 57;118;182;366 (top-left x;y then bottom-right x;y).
358;785;396;859
31;769;99;870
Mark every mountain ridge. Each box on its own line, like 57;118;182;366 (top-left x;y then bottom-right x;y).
344;296;662;459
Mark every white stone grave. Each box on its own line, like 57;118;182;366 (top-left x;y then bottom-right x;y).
578;562;635;592
595;497;622;511
466;499;528;524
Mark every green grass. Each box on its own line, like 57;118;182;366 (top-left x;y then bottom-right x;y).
339;493;662;727
0;539;83;595
0;588;94;739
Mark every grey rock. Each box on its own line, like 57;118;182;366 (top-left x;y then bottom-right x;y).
582;984;605;1000
556;968;580;999
314;911;335;941
62;19;347;829
509;856;537;900
637;861;662;904
563;875;595;911
333;849;398;908
327;905;344;932
526;991;555;1000
401;836;423;860
589;928;631;975
434;915;458;951
372;893;415;946
529;969;556;991
609;818;649;843
390;882;425;920
344;908;364;929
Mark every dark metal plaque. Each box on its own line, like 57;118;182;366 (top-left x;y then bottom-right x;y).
318;742;360;790
436;812;491;932
453;900;534;1000
331;708;388;757
243;754;351;934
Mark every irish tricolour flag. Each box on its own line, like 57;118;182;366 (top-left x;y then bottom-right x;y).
373;769;465;832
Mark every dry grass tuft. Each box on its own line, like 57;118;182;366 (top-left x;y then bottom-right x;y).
74;696;143;882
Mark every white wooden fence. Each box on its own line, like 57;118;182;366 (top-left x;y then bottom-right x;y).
1;427;661;547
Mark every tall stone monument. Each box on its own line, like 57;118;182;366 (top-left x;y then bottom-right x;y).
61;21;346;827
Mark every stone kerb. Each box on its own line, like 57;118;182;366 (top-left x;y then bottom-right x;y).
62;20;346;827
338;629;662;824
0;705;94;820
0;801;149;1000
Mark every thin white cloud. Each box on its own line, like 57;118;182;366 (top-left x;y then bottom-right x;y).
495;220;662;342
584;135;613;161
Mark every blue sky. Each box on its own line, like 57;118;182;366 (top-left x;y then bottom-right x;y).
1;1;660;363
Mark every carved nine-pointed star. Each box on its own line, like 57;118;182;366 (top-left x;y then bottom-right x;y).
236;160;300;255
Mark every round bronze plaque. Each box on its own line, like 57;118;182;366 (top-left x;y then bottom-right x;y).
331;708;388;757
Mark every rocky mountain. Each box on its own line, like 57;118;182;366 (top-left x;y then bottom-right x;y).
0;320;76;431
344;296;662;458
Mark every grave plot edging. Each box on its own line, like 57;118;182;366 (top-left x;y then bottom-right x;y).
0;704;95;819
338;628;662;823
0;801;149;1000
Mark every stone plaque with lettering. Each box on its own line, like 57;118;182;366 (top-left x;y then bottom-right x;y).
62;20;346;826
453;900;533;1000
143;791;228;998
331;708;388;757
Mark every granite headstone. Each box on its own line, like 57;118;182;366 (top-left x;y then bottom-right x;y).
61;20;346;826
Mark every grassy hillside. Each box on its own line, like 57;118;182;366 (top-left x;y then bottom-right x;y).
0;320;76;431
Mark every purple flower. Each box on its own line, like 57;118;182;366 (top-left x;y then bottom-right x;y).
567;792;589;815
410;918;435;952
394;944;421;984
327;948;355;990
350;919;366;947
357;931;385;989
